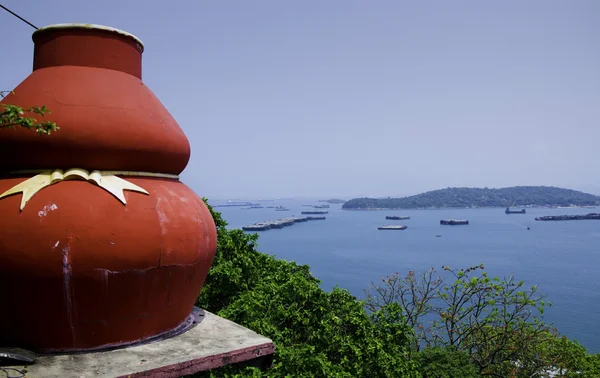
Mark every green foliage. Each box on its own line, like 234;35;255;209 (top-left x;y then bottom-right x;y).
196;201;600;377
365;265;555;376
416;347;479;378
365;265;600;377
516;333;600;377
342;186;600;209
194;200;419;377
0;103;59;135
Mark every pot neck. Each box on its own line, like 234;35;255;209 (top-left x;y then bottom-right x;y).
32;24;144;79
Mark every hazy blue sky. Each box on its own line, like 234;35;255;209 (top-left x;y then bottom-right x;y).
2;1;599;199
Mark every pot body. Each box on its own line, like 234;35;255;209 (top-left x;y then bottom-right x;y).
0;24;217;352
0;177;216;352
0;61;190;175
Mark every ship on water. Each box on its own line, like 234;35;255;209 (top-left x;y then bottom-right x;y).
536;213;600;221
378;225;407;230
213;201;259;208
440;219;469;225
504;199;526;214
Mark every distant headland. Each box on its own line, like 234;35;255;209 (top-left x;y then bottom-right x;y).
319;198;346;204
342;186;600;210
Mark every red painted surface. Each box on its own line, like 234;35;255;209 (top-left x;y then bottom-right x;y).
0;25;217;352
0;26;190;175
120;343;276;378
33;27;143;78
0;178;216;351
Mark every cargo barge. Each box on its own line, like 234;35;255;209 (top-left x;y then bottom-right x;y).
378;225;408;230
535;213;600;221
440;219;469;225
242;216;326;231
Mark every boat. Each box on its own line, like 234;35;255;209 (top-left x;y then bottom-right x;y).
301;211;328;215
242;216;326;231
242;223;270;231
378;225;407;230
535;213;600;221
504;199;526;214
386;216;410;220
213;201;259;208
440;219;469;225
505;207;526;214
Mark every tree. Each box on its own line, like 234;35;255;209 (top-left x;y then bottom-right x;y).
515;332;600;377
193;200;419;377
364;267;443;352
365;265;554;377
415;346;479;378
193;202;600;377
0;98;59;135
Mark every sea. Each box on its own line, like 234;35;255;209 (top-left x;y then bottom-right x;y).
209;200;600;353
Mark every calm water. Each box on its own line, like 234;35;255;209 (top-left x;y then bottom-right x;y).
211;200;600;353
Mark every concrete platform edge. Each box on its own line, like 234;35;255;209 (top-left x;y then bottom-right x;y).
0;309;276;378
120;342;276;378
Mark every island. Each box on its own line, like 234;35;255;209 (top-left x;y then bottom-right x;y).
319;199;346;204
342;186;600;210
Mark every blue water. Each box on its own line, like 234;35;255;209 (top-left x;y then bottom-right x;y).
212;200;600;353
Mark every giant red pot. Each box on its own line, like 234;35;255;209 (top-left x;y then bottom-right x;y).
0;24;217;352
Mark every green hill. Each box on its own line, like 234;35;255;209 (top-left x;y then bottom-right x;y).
342;186;600;210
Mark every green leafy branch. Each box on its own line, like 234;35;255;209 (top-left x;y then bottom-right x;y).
365;264;556;376
0;103;59;135
193;200;600;377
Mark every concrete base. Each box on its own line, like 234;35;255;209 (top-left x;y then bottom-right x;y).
0;309;275;378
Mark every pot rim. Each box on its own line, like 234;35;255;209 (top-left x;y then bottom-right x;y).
33;23;144;52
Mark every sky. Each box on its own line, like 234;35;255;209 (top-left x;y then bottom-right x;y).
1;1;599;199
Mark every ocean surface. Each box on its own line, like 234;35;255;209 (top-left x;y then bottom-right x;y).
210;200;600;353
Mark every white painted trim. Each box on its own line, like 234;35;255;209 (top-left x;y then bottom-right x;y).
33;23;144;52
8;170;179;180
